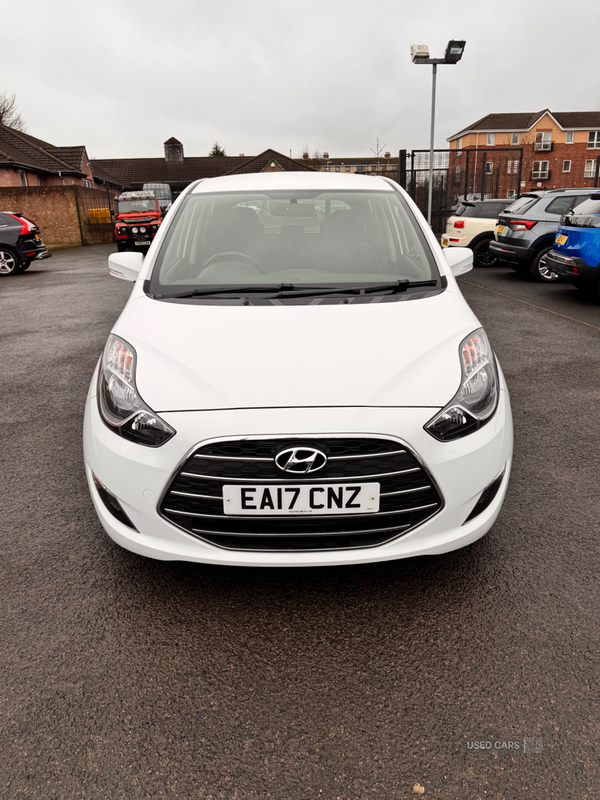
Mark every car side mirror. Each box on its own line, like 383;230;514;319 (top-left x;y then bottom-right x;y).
444;247;473;276
108;252;144;282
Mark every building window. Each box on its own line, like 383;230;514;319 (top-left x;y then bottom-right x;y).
335;166;340;172
584;159;597;178
19;170;28;186
588;131;600;149
511;133;520;145
507;160;520;174
532;161;549;179
566;131;574;144
507;189;516;199
356;165;365;172
562;160;571;173
485;162;493;174
455;165;462;183
486;133;495;146
483;192;492;200
345;166;350;172
84;179;92;187
534;131;552;151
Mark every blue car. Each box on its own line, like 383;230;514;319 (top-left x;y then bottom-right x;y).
546;194;600;296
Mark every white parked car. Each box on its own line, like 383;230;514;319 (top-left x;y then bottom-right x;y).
84;172;513;567
442;199;514;267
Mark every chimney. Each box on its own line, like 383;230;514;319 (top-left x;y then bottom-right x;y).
164;137;184;163
239;153;245;157
302;152;309;160
323;152;329;159
384;151;391;159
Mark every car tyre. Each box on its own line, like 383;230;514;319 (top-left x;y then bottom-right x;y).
0;248;20;276
472;238;498;268
530;245;560;282
16;260;32;272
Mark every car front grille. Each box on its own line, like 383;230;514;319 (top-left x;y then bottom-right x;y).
160;437;443;552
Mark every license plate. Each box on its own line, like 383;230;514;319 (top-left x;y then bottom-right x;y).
223;483;380;516
134;240;150;246
556;234;568;245
496;225;505;235
441;237;449;247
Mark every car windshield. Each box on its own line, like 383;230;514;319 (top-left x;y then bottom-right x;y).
118;200;158;214
150;189;439;296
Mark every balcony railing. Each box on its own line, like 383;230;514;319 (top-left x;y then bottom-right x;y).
533;141;553;152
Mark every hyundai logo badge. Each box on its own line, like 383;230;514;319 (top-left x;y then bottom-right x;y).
275;447;327;474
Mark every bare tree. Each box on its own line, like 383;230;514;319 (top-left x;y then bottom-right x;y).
0;92;28;132
370;138;388;158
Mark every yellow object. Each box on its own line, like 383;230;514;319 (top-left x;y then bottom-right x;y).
88;208;111;223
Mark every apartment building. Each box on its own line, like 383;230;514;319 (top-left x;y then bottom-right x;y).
447;110;600;197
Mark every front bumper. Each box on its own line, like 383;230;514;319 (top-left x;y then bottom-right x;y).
83;375;513;566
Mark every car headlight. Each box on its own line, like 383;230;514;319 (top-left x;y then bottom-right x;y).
425;328;499;441
131;227;138;234
97;334;176;447
140;226;146;233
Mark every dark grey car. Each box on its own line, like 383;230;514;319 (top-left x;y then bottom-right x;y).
489;189;597;282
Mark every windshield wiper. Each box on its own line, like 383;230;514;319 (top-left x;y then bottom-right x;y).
271;279;439;299
156;279;439;300
158;284;296;299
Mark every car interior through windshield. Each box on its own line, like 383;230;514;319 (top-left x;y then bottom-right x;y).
150;190;439;295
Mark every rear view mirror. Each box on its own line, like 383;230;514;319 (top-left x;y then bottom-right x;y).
108;252;144;282
444;247;473;276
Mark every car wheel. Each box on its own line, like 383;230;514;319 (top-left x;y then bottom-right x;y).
472;238;498;268
530;246;560;282
0;248;20;276
16;260;32;272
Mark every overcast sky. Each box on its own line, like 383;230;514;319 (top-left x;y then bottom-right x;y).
4;0;600;161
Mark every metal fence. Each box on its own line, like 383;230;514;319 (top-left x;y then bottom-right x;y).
401;148;524;236
75;186;119;245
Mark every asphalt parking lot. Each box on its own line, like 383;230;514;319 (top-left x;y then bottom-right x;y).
1;245;599;799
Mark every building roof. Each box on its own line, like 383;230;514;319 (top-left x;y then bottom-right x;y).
449;110;600;140
0;123;84;174
91;149;313;186
225;149;314;175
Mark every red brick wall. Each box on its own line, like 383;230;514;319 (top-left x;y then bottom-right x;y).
0;185;117;247
0;185;82;247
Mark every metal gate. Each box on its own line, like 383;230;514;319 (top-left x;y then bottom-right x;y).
401;147;524;236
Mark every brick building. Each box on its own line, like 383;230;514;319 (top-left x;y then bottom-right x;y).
0;123;124;191
447;110;600;199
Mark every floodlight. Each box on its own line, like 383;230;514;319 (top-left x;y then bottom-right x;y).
444;40;466;64
411;44;430;63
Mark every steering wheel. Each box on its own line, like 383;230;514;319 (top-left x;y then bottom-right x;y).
204;252;262;272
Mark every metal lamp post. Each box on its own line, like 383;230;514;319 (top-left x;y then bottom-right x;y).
411;40;466;226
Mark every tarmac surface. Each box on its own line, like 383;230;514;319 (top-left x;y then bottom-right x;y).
1;245;599;799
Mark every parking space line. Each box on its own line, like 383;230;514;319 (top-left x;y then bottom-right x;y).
460;279;600;333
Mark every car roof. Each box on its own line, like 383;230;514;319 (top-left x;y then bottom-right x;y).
190;171;395;194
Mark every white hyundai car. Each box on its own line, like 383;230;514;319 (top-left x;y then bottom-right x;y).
83;172;513;567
